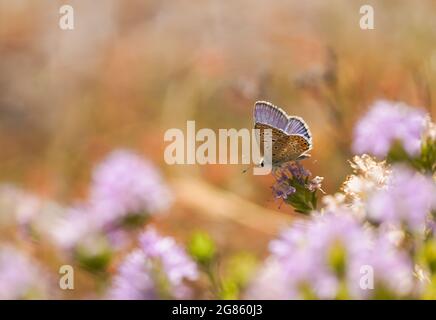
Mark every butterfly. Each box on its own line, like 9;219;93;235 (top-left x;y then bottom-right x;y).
253;101;312;168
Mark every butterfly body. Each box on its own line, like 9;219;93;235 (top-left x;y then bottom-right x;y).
254;101;312;168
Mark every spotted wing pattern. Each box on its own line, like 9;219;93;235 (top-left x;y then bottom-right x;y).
255;123;311;165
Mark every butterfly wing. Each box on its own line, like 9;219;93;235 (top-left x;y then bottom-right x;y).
254;101;312;165
285;116;312;145
254;101;289;131
276;134;312;162
254;123;291;164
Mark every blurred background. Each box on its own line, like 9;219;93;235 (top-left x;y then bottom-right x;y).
0;0;435;298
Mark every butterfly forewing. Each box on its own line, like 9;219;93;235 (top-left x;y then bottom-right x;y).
255;123;310;165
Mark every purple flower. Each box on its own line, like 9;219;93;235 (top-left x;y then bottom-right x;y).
51;150;174;254
271;162;316;199
308;176;324;192
353;100;426;157
109;249;156;300
0;185;64;239
50;206;114;273
270;214;368;299
272;182;296;200
0;185;41;227
246;213;416;299
244;258;292;299
109;227;198;299
287;162;311;183
0;246;49;299
139;228;198;287
273;162;311;184
348;235;414;299
248;215;358;299
367;165;436;233
89;150;173;227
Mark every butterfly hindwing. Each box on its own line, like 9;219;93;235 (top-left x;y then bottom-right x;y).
277;135;311;162
285;117;312;143
255;123;311;165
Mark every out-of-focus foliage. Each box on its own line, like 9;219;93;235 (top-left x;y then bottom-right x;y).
0;0;435;299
